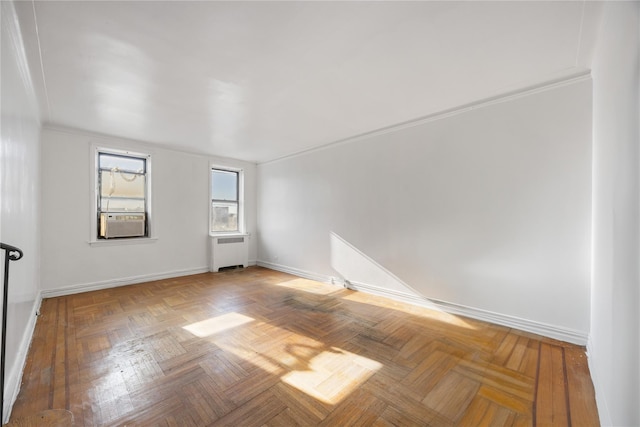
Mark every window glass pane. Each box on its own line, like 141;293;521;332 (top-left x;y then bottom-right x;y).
99;170;145;212
100;170;145;199
211;202;238;232
96;150;149;239
100;197;145;213
211;170;238;201
99;154;145;173
98;153;146;216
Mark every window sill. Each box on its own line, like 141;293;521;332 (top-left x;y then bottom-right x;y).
89;236;158;247
209;232;249;238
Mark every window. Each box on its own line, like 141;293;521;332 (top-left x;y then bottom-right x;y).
96;150;150;239
211;168;242;233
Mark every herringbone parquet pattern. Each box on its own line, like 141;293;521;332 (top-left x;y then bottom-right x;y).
10;267;599;426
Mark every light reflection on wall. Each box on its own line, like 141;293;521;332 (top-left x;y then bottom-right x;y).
330;231;423;298
330;232;476;330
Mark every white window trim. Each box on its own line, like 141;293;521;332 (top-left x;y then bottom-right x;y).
89;144;157;246
210;162;245;236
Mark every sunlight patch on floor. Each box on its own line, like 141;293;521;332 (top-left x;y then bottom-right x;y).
341;291;477;330
204;319;384;405
215;341;284;374
274;278;338;295
281;347;383;405
211;323;327;375
415;309;478;330
182;312;254;337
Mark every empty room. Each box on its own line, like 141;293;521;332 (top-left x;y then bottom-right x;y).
1;1;638;426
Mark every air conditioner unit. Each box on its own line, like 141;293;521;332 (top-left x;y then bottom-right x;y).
100;213;146;239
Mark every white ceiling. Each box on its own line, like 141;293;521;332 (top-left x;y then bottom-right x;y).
16;1;601;163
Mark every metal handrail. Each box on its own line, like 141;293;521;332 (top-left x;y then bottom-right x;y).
1;242;24;423
0;243;23;261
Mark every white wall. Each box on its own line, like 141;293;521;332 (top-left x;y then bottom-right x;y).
590;2;640;426
258;79;592;342
40;127;257;294
0;1;42;421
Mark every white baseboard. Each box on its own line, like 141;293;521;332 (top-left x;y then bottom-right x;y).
257;261;588;345
41;267;210;298
257;261;338;286
586;338;612;426
3;293;42;423
349;279;587;345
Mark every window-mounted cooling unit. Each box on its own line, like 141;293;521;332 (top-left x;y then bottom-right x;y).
100;213;146;239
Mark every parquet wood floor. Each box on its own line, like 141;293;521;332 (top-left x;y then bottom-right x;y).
10;267;599;426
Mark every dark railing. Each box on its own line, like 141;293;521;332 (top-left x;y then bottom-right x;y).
0;243;23;423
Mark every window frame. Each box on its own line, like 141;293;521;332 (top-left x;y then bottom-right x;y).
210;164;245;236
90;145;155;246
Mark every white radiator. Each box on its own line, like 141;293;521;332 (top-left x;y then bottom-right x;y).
210;235;249;272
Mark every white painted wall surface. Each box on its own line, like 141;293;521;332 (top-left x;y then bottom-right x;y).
0;1;42;420
258;79;592;338
590;2;640;426
40;127;257;294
